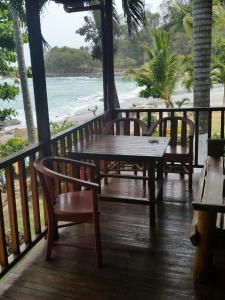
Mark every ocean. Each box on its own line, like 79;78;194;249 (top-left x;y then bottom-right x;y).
1;76;140;127
1;76;224;128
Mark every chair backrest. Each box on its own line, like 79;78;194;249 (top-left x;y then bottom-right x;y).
34;157;57;220
103;118;147;136
148;116;195;146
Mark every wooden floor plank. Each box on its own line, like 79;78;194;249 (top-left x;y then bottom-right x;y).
1;173;225;299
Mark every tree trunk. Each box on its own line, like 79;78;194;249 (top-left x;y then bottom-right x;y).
11;8;36;144
192;0;212;134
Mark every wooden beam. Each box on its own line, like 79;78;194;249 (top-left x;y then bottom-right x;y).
64;4;101;13
101;6;108;112
105;0;115;112
25;0;51;148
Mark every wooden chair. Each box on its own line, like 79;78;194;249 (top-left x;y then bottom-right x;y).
148;116;195;189
102;118;147;176
34;156;102;267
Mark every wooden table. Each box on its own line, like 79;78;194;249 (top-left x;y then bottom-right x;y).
68;135;169;225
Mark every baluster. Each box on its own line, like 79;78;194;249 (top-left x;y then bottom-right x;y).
0;189;8;267
221;110;224;139
195;111;199;166
147;111;152;130
208;110;212;138
18;160;31;244
29;155;41;235
51;142;61;195
84;126;89;141
73;130;78;146
60;138;68;192
5;165;20;254
67;134;72;152
159;111;163;136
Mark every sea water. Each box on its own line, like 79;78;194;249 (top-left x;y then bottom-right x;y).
1;76;224;128
1;76;140;127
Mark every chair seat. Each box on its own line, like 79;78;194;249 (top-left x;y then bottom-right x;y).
55;190;93;221
165;145;191;161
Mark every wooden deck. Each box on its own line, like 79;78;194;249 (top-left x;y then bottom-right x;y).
1;172;225;299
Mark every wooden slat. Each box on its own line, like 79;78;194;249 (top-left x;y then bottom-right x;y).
67;135;72;152
60;138;68;192
0;190;8;267
202;157;224;205
29;156;41;235
221;110;224;139
192;157;224;212
208;111;212;138
194;111;199;166
51;142;61;195
5;165;20;254
147;111;151;129
18;160;31;244
159;111;163;136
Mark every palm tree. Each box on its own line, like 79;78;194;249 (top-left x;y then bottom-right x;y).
211;62;225;106
10;0;145;110
10;7;36;143
130;29;177;108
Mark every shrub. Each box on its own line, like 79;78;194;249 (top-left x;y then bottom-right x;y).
50;120;75;136
0;137;28;158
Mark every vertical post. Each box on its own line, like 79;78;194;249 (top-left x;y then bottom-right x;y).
25;0;51;148
100;5;108;112
105;0;115;113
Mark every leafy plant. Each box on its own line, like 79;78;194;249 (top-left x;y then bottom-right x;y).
174;97;190;108
130;29;177;108
50;120;75;136
0;137;28;158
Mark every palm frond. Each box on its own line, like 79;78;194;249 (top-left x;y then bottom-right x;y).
122;0;146;34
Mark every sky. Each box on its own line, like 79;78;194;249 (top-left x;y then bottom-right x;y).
24;0;162;65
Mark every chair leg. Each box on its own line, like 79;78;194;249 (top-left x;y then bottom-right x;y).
104;161;108;185
188;162;193;190
93;215;102;267
45;223;54;261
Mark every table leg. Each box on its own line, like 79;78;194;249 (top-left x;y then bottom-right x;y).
148;162;155;226
157;159;164;201
94;160;101;194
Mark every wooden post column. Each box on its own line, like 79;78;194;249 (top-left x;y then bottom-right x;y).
100;5;108;112
25;0;51;149
105;0;115;113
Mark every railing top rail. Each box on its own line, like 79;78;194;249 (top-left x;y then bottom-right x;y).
0;143;43;169
0;112;108;169
51;112;107;142
114;107;225;113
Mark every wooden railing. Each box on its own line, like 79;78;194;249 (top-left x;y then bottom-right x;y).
0;112;110;278
0;106;224;278
114;107;225;167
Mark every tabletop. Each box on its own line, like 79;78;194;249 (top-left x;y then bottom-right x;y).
69;135;170;162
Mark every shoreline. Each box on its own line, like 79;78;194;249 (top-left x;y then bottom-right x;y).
0;83;224;142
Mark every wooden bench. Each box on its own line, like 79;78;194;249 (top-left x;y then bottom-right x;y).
190;139;225;283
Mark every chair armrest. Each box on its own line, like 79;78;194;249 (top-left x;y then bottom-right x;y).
46;156;96;169
44;168;99;190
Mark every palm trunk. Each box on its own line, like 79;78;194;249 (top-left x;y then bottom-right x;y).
192;0;212;134
11;8;36;143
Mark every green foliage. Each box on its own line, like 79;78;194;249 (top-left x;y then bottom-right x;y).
45;46;100;75
50;120;75;136
174;97;190;108
0;3;19;127
0;137;28;158
0;108;17;125
130;29;177;107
